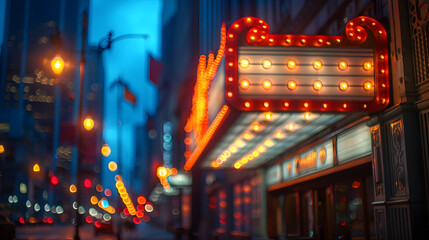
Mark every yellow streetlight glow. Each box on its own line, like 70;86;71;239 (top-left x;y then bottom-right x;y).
157;166;168;178
33;164;40;172
101;144;111;157
0;144;4;154
69;184;77;193
83;117;94;131
108;161;118;172
51;55;65;75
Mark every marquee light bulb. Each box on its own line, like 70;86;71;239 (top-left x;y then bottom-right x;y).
338;61;348;71
313;60;322;70
253;124;260;132
240;59;250;68
304;112;311;120
287;80;297;90
263;80;272;90
363;61;372;71
240;80;250;89
287;60;296;70
339;81;349;91
262;59;272;69
313;81;323;91
363;82;373;91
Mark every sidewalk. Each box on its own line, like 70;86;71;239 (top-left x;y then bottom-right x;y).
16;223;175;240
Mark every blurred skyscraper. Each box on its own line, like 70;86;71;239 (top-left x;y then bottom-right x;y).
0;0;104;223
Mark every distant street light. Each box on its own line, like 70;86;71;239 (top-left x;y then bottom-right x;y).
33;164;40;172
83;117;94;131
0;144;4;154
101;143;111;157
51;54;65;75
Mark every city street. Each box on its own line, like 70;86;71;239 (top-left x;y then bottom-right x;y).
16;223;174;240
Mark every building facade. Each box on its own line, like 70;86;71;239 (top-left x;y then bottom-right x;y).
165;0;429;239
0;0;104;224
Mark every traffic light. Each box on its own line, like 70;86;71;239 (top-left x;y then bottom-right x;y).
50;176;59;185
84;178;92;188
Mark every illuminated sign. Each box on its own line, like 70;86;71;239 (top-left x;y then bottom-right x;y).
294;151;317;174
225;16;389;112
279;140;334;184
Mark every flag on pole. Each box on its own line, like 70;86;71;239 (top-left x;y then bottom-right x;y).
149;55;163;86
123;85;137;105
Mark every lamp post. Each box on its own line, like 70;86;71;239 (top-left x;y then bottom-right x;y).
50;12;88;240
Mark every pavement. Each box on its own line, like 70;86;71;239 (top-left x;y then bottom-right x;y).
16;223;175;240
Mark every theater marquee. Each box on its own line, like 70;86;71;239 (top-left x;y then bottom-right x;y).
225;16;389;112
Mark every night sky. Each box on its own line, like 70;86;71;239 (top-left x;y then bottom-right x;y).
88;0;162;189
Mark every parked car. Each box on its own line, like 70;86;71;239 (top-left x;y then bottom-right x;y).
0;214;15;240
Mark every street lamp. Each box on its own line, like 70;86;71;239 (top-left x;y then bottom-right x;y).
50;12;87;240
51;54;65;75
83;117;95;131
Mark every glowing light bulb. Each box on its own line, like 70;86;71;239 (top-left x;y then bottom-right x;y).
240;59;250;68
363;82;373;91
243;132;252;140
338;61;348;71
108;161;118;172
363;61;372;71
287;80;297;90
262;80;272;90
304;112;311;120
313;81;323;91
51;55;65;75
83;117;94;131
101;144;111;157
264;140;273;147
287;60;297;70
339;81;349;91
33;164;40;172
313;60;322;70
287;123;294;131
240;80;250;89
244;102;250;108
264;112;272;120
253;124;260;132
262;59;272;69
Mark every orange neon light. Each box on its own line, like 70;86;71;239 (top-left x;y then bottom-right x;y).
115;175;136;215
186;24;226;144
185;105;230;170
